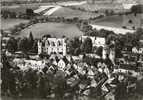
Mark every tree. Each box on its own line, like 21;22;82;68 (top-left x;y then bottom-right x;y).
85;29;94;36
106;34;117;46
82;25;92;33
93;28;99;36
28;32;34;50
73;17;79;23
96;46;103;57
42;34;51;38
114;34;125;57
115;47;122;58
72;37;81;48
74;48;81;56
99;29;114;38
1;29;4;35
80;37;93;53
135;28;143;37
26;8;34;17
105;10;109;16
131;5;143;14
122;32;140;51
6;37;17;52
31;39;38;53
18;37;29;53
62;35;66;38
68;37;82;55
131;34;140;47
18;23;26;29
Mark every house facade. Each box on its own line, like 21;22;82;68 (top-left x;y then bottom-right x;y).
58;59;66;70
38;38;67;56
132;47;143;54
81;36;106;47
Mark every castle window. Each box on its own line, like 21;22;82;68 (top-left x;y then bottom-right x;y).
58;41;60;46
52;42;55;46
58;40;62;46
47;41;50;45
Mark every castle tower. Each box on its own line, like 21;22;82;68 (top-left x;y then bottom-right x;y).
109;48;115;65
63;39;67;56
102;47;107;59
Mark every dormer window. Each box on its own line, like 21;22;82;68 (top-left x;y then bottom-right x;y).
46;41;50;45
58;40;62;46
58;41;61;46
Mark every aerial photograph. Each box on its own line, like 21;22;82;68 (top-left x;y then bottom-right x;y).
1;0;143;100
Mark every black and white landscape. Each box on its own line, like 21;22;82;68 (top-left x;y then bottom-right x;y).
1;0;143;100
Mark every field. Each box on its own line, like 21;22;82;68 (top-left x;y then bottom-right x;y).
51;7;100;19
1;1;85;15
2;3;142;38
19;22;83;38
92;14;143;29
2;3;100;19
92;15;124;28
1;18;29;30
1;5;39;14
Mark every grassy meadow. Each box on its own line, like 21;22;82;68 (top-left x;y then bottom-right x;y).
1;18;29;30
92;15;124;28
19;22;83;38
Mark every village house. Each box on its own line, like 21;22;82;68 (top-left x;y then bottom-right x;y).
58;59;66;70
38;38;67;56
95;37;106;47
132;47;143;54
58;56;70;69
81;36;115;61
13;58;46;70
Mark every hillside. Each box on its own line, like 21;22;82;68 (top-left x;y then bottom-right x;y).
87;0;143;4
